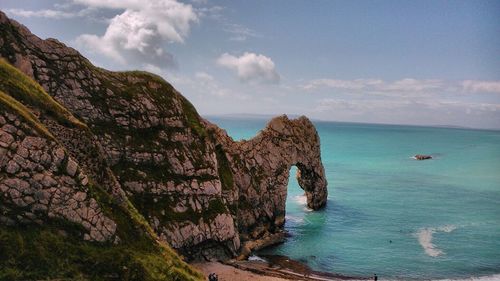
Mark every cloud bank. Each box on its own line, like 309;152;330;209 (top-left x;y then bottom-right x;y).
462;80;500;94
6;8;80;19
302;78;500;95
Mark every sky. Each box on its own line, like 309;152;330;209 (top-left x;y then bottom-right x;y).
2;0;500;129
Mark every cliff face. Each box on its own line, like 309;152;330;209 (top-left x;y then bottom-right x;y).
0;10;327;279
206;116;328;255
0;57;203;281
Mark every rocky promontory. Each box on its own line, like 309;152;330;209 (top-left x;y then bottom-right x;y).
0;11;328;280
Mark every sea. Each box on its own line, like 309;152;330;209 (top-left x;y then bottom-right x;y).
206;116;500;281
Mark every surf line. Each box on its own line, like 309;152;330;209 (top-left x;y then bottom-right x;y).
416;225;457;257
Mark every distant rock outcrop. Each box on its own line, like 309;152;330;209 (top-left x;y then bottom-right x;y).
414;154;432;160
0;10;328;279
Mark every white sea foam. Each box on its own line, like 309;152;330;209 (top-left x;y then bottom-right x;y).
435;274;500;281
416;225;458;257
247;255;267;262
293;194;313;211
375;275;500;281
438;225;458;233
293;194;307;205
285;215;304;223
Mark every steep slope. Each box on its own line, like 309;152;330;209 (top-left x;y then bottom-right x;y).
0;11;240;260
0;59;203;280
0;9;328;269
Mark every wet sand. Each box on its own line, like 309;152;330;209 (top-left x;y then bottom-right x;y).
193;261;291;281
192;254;368;281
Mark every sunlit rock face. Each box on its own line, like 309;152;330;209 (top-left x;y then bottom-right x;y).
206;115;328;254
0;10;327;261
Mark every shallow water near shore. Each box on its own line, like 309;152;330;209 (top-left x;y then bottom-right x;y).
206;116;500;280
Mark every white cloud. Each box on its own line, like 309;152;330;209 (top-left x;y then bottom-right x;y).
303;79;383;91
191;0;209;4
462;80;500;94
6;8;75;19
381;78;442;92
195;6;224;19
192;72;231;97
315;98;500;114
5;8;95;19
74;0;198;68
316;98;412;112
304;77;500;97
195;71;215;82
217;52;280;83
303;78;443;93
309;79;500;129
73;0;143;9
224;23;259;41
142;64;164;75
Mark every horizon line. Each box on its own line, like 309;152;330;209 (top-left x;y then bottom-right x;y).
203;113;500;132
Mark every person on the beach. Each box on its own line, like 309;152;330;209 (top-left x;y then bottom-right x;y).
374;273;378;281
208;272;218;281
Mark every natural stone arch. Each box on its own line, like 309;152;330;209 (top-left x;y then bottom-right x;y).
207;115;328;255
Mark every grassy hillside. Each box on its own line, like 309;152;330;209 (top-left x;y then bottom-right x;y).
0;59;204;281
0;59;86;129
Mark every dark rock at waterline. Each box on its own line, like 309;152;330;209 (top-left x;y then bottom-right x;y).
414;154;432;160
259;254;365;280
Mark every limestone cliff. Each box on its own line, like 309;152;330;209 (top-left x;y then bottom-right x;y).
0;10;327;279
205;116;327;255
0;58;203;281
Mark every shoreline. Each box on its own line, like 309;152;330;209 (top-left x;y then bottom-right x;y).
192;254;368;281
193;258;500;281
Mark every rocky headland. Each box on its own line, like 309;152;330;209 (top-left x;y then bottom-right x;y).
0;11;327;280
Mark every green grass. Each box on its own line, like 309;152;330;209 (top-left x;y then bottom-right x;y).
0;181;204;281
131;192;229;225
97;66;208;138
85;182;204;280
119;70;168;85
0;90;55;140
0;59;86;129
214;144;234;191
181;97;207;138
0;225;203;281
0;59;204;281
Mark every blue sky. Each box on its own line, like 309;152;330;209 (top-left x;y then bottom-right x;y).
2;0;500;129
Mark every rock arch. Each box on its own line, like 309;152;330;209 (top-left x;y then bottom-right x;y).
207;115;328;255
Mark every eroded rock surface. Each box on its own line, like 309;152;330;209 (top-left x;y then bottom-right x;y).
0;10;328;262
206;115;327;254
0;110;117;242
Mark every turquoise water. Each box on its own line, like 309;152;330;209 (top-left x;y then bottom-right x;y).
206;116;500;280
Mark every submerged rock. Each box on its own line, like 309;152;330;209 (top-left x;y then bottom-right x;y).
414;154;432;160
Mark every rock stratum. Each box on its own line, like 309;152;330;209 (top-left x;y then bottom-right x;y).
0;11;327;281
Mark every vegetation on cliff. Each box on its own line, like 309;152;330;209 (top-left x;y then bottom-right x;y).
0;51;203;281
0;59;85;129
0;10;327;275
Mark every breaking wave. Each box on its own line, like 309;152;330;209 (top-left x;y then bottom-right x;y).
374;274;500;281
416;225;458;257
435;274;500;281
